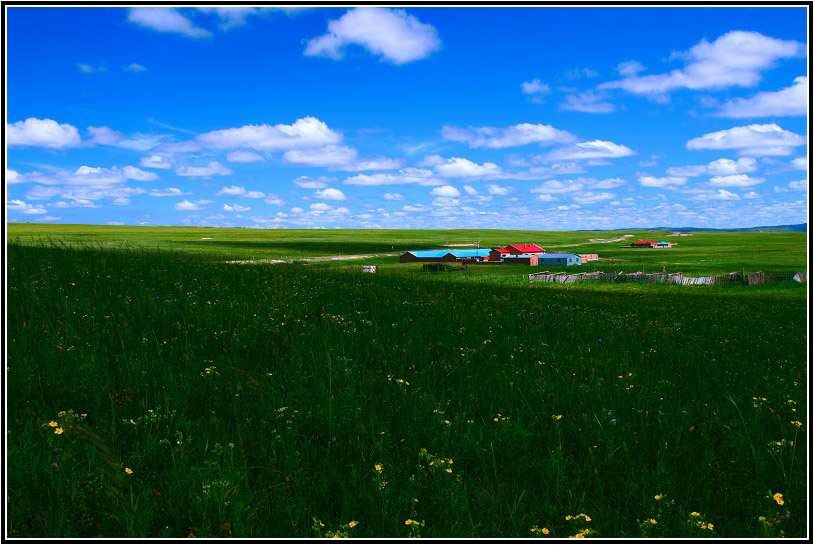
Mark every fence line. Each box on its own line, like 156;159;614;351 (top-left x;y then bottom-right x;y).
527;270;806;286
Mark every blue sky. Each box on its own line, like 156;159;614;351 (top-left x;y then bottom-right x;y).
6;6;809;229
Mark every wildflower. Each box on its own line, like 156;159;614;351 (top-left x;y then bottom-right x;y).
654;495;662;501
54;428;63;435
791;421;802;428
565;515;572;521
758;516;767;522
47;421;58;427
405;519;414;525
773;493;784;505
124;468;133;474
708;524;714;530
348;521;357;528
649;519;657;525
374;464;383;472
445;468;452;473
542;528;550;534
553;415;563;420
689;512;700;517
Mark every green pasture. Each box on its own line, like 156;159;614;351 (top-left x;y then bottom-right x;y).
5;238;808;538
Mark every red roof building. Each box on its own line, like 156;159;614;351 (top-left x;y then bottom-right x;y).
507;243;545;254
631;240;656;247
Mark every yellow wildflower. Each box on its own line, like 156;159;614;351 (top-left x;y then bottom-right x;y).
654;494;662;501
348;521;357;528
445;468;452;473
54;427;63;435
649;519;657;525
758;516;767;522
542;528;550;534
690;512;700;517
48;421;58;427
374;464;383;472
773;493;784;505
124;468;133;474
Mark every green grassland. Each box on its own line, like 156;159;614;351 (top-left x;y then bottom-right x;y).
4;225;809;538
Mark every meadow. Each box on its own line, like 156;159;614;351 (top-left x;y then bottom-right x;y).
4;226;809;538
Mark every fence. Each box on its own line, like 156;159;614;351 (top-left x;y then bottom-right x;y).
528;270;805;286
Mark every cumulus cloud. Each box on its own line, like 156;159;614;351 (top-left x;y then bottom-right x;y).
430;185;461;197
667;157;758;177
441;123;575;148
127;8;212;38
708;174;765;187
77;63;107;74
195;117;341;151
7;169;20;184
264;194;285;206
790;157;807;170
310;202;333;211
715;76;807;118
124;63;148;72
530;180;585;195
314;187;347;200
788;180;807;191
223;203;251;212
227;150;265;162
293;175;336;188
600;31;802;97
284;145;357;167
430;157;501;178
384;193;404;200
573;191;615;204
174;199;210;210
487;184;511;195
559;91;615;113
175;161;232;177
87;126;167;151
304;7;441;64
462;185;479;195
7;199;47;214
344;167;443;186
690;189;741;201
544;140;635;162
686;124;805;156
616;60;646;77
7;118;82;148
638;176;687;189
149;187;186;197
140;154;173;169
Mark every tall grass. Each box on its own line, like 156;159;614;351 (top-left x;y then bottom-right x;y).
6;242;807;538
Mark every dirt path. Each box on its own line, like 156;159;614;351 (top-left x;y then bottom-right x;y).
548;235;633;248
226;252;400;265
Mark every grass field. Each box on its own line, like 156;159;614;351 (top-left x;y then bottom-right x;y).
4;225;809;538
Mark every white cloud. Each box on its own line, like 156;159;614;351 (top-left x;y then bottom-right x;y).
216;186;247;196
149;187;186;197
462;185;479;195
304;7;441;64
344;167;443;186
244;191;265;198
600;31;802;97
174;199;209;210
791;157;807;170
175;161;232;177
124;63;148;72
432;157;501;178
195;117;341;151
140;154;173;169
227;150;265;163
224;203;251;212
535;194;555;202
521;79;551;95
686;124;805;156
87;126;167;151
487;184;511;195
788;180;807;191
441;123;575;148
616;60;646;77
715;76;807;118
112;197;131;205
264;194;285;206
565;67;599;79
7;169;20;184
7;200;47;214
77;63;107;74
530;180;584;195
743;191;761;199
284;145;357;167
336;158;404;171
7;118;82;148
638;176;687;189
431;197;460;207
430;185;461;197
121;165;159;181
41;216;61;221
127;8;212;38
310;202;333;211
314;187;347;200
573;191;615;204
691;189;741;201
667;157;757;177
383;192;404;200
545;140;635;162
708;174;765;187
293;175;336;188
559;91;615;113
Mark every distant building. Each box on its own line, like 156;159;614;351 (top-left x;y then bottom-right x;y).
654;241;672;248
537;253;582;266
578;254;599;264
502;253;539;266
400;249;491;263
630;240;657;248
490;243;545;261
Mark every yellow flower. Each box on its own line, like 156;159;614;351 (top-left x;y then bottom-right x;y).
690;512;700;517
405;519;413;525
445;468;452;473
654;494;662;501
124;468;133;474
374;464;383;472
649;519;657;525
758;516;767;522
553;414;563;420
584;515;591;522
708;523;714;530
54;427;63;435
348;521;357;528
565;515;572;521
773;493;784;505
542;528;550;534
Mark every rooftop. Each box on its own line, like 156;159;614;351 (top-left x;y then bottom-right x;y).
407;249;491;258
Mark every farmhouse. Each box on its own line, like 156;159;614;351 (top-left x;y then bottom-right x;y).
630;239;657;248
502;253;539;265
489;243;545;262
537;253;582;266
400;249;491;263
578;254;599;264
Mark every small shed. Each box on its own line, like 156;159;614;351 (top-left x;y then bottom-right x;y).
578;254;599;264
